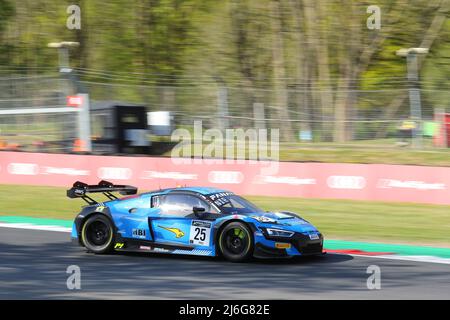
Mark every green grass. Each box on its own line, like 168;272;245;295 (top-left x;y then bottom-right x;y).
163;138;450;167
0;185;101;219
0;184;449;246
278;144;450;166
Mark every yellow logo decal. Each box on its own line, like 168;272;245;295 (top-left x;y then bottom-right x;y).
158;225;185;238
114;243;124;249
95;206;105;212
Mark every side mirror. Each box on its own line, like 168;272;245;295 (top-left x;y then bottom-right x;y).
193;206;206;218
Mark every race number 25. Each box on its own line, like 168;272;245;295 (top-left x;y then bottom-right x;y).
190;221;211;245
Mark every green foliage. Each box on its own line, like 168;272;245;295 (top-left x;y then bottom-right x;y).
423;19;450;112
0;0;14;64
0;0;449;140
0;0;14;33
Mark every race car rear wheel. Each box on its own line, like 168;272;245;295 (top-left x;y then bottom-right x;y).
81;215;115;254
218;222;253;262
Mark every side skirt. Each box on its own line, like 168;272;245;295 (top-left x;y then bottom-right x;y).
112;238;215;257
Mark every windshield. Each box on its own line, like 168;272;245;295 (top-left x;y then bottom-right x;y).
207;193;262;214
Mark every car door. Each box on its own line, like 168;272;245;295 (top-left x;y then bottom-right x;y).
150;193;214;247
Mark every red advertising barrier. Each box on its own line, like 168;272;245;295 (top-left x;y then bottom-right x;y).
1;151;449;205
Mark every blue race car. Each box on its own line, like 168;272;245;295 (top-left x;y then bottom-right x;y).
68;180;324;262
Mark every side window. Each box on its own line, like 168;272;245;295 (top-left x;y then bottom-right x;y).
159;194;214;217
229;198;245;208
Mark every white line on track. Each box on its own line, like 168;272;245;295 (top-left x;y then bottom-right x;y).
333;253;450;265
0;222;71;233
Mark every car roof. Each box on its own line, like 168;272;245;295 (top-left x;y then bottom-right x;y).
145;186;231;196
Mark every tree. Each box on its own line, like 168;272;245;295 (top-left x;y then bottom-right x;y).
0;0;14;65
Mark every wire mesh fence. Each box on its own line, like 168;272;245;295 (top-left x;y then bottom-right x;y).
0;72;78;152
80;74;441;147
0;69;447;153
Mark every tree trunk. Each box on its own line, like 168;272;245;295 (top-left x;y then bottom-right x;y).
270;0;293;142
302;0;333;141
290;0;311;137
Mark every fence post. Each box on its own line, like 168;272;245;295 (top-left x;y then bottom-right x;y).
406;53;423;149
217;86;229;131
77;93;92;152
253;102;266;130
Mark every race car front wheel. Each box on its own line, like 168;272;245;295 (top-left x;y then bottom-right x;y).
218;222;253;262
81;214;115;254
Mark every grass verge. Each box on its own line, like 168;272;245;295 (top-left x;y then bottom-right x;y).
163;138;450;167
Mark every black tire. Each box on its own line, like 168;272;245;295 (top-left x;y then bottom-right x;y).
81;214;115;254
218;222;253;262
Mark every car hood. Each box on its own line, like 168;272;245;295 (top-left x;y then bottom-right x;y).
247;211;319;233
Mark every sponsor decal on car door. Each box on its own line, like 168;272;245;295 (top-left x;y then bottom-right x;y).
151;218;191;245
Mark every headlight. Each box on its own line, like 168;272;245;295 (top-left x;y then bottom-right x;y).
251;215;278;224
265;228;294;237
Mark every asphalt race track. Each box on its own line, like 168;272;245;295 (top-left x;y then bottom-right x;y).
0;227;449;299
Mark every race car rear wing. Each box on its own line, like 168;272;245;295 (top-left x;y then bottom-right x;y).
67;180;138;205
